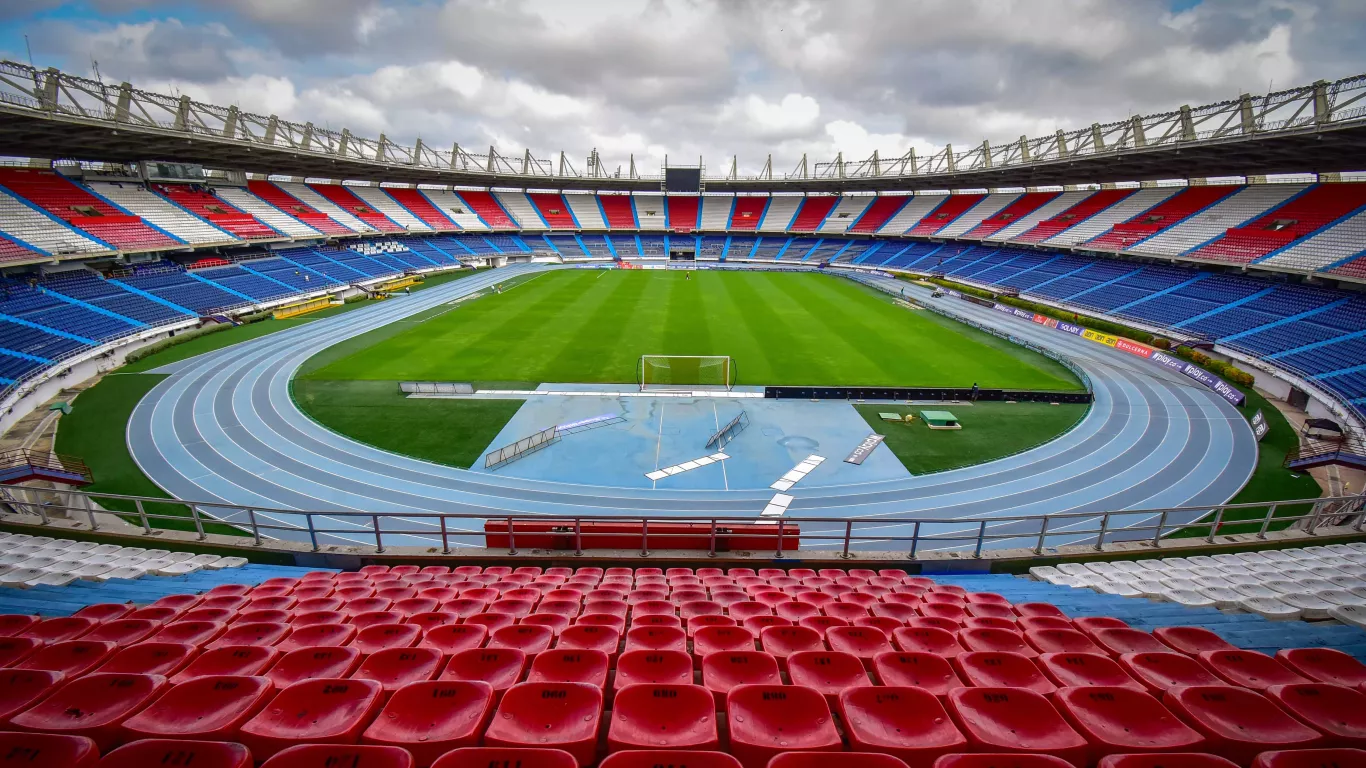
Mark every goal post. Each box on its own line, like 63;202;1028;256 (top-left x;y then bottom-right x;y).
639;355;735;391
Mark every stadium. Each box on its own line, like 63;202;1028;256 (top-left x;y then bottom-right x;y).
0;2;1362;766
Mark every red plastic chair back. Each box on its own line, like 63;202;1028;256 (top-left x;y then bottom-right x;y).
725;684;841;768
1119;652;1224;695
20;617;96;643
432;747;575;768
420;624;489;658
1264;683;1366;748
484;682;604;767
149;619;227;646
443;599;489;619
121;674;274;741
1095;628;1172;655
758;625;824;671
826;626;893;663
0;615;38;638
615;650;693;691
352;623;423;655
97;642;199;677
208;621;291;650
767;754;905;768
352;647;444;694
1014;603;1067;619
960;627;1037;658
238;678;385;760
624;626;687;654
275;623;356;654
84;618;159;645
1276;648;1366;687
361;680;494;766
945;686;1088;767
1019;616;1075;632
838;685;967;765
871;651;964;695
1073;616;1129;637
1198;650;1310;691
1037;652;1144;691
0;669;63;724
0;636;41;668
693;625;755;660
962;616;1019;632
439;648;528;700
488;625;555;657
1054;684;1207;759
10;672;167;750
267;646;362;688
700;651;781;707
172;645;278;682
938;754;1087;767
0;731;98;767
555;624;620;660
1153;626;1236;656
742;615;792;634
893;626;965;657
258;743;414;768
954;651;1056;695
1163;685;1324;765
351;611;406;631
601;750;740;768
17;640;116;677
1249;749;1366;768
1025;628;1103;656
786;650;872;705
465;613;517;633
608;683;719;752
293;609;347;627
527;649;610;689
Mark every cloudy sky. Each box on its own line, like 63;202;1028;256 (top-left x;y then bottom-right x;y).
2;0;1363;176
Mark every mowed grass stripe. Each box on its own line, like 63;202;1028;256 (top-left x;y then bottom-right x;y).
305;270;1083;390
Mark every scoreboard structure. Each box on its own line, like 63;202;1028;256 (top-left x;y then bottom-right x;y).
663;166;703;194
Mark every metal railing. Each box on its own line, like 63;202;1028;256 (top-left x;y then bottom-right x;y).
1;485;1360;559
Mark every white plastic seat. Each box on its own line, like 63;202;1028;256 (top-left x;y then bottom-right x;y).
163;552;196;564
1241;596;1302;621
1186;556;1217;567
1264;579;1305;594
1083;562;1121;576
62;542;99;554
208;557;248;569
1110;561;1146;575
153;562;201;577
1233;584;1280;600
1161;589;1216;608
138;559;173;571
1097;582;1143;597
1188;567;1223;579
1317;589;1366;606
26;572;77;587
1028;566;1061;581
96;567;148;581
1278;592;1335;620
1057;563;1091;577
27;537;54;546
90;544;123;556
1300;578;1337;592
81;554;118;567
18;556;59;570
188;555;221;566
1197;588;1244;609
0;568;45;586
73;564;114;580
1130;580;1168;597
1159;578;1200;591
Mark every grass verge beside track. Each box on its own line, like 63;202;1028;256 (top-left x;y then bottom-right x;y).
291;380;524;469
854;402;1090;475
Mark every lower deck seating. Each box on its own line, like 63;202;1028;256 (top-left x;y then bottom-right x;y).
0;540;1360;767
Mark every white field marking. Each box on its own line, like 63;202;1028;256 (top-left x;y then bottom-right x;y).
713;402;729;491
761;493;795;517
646;453;730;482
770;455;825;492
652;404;666;490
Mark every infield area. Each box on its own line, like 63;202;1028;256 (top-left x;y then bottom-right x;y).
303;269;1083;390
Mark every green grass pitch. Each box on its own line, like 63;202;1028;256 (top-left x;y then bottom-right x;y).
303;269;1083;390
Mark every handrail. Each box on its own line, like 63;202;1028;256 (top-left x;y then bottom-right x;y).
2;484;1360;558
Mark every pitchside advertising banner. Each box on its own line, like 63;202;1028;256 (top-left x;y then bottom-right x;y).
964;295;1246;407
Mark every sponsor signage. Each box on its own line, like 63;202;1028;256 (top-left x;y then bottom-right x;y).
1057;321;1086;336
845;433;886;465
1251;409;1269;441
1114;338;1155;359
1150;351;1247;406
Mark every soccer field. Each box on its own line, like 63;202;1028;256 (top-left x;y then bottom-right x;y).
303;269;1083;390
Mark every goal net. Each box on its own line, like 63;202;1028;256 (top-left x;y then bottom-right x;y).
639;355;734;391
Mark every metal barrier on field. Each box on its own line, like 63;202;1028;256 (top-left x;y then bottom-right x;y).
400;381;475;395
483;425;559;470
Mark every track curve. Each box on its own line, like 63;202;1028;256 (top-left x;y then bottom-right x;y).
125;265;1257;550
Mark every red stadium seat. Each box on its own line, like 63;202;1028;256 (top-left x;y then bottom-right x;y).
758;625;824;671
1095;630;1173;656
1038;653;1145;691
1014;603;1068;620
0;636;41;667
268;646;363;689
233;609;292;626
827;602;873;622
954;651;1056;695
439;648;527;701
871;651;965;695
527;649;610;689
421;624;489;658
687;614;737;637
0;669;63;724
0;731;98;768
485;682;603;766
0;615;38;637
910;617;965;633
693;626;755;663
392;597;438;617
238;678;384;760
345;598;396;617
959;628;1038;659
353;612;407;631
776;602;820;622
352;624;423;656
1264;683;1366;749
97;642;198;677
207;621;291;650
726;684;841;768
406;611;459;631
1053;685;1206;760
768;754;906;768
1276;648;1366;687
893;626;965;657
297;597;345;613
728;602;772;622
1119;653;1223;696
84;618;160;645
121;674;274;742
523;614;572;636
625;626;687;654
870;602;918;623
172;645;278;682
609;683;719;752
275;623;356;654
787;650;872;706
362;680;494;765
962;617;1019;632
1025;629;1104;656
259;743;414;768
839;685;967;765
946;687;1087;767
700;651;781;707
600;750;741;768
17;640;115;677
1152;627;1236;656
555;625;619;661
352;647;443;696
1019;616;1076;632
466;613;517;633
1162;686;1323;765
149;620;227;646
1249;749;1366;768
432;747;577;768
826;626;893;666
615;650;694;691
632;615;683;631
20;617;96;643
1197;650;1310;692
488;625;554;658
10;672;168;750
444;599;489;619
935;755;1083;768
743;616;792;634
294;610;348;627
